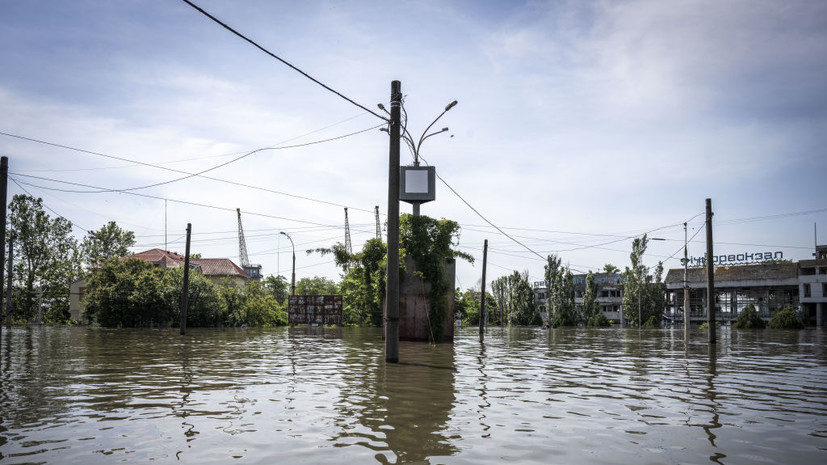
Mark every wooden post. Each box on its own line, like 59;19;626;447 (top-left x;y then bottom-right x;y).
179;223;191;335
684;222;689;341
478;239;488;342
385;80;402;363
706;198;716;344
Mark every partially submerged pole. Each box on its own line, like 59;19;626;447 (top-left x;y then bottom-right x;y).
0;157;7;343
705;198;716;344
385;80;402;363
478;239;488;342
180;223;192;335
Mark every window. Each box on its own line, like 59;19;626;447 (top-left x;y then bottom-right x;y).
803;283;811;298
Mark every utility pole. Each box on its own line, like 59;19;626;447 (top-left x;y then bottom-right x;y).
478;239;488;342
180;223;191;335
705;198;716;344
5;235;13;326
0;156;7;343
684;222;689;340
375;205;381;239
385;80;402;363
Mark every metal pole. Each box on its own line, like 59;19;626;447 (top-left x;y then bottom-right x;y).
179;223;191;335
706;198;716;344
478;239;488;342
291;246;296;296
385;80;402;363
684;222;689;340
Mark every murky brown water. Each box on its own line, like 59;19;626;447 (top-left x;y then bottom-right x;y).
1;326;825;464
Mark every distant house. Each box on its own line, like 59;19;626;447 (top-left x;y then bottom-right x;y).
126;248;250;287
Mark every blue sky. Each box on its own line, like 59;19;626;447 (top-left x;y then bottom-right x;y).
1;0;826;289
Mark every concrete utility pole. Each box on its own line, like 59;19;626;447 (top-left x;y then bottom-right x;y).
705;198;716;344
478;239;488;342
5;235;13;326
385;80;402;363
0;156;6;342
180;223;192;336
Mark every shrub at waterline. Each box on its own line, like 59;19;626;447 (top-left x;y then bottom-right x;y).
732;304;766;329
586;312;611;328
767;306;804;329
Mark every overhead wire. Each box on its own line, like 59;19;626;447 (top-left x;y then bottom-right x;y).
180;0;387;122
2;127;383;213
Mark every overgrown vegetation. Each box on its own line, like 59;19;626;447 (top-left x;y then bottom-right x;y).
621;235;666;328
84;258;287;328
491;271;538;326
768;305;804;329
586;312;611;327
732;304;766;329
399;214;471;342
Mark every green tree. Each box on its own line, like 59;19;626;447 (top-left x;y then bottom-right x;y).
732;303;766;329
263;275;290;305
295;276;340;295
550;270;577;327
491;271;537;326
621;235;665;327
603;264;620;274
336;238;386;326
80;221;135;268
84;258;175;327
7;194;82;323
582;271;599;321
767;305;804;329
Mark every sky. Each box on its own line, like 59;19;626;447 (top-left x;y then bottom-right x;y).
1;0;826;291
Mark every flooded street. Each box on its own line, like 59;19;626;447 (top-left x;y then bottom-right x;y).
1;325;826;464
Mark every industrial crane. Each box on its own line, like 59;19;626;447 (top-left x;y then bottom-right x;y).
236;208;262;281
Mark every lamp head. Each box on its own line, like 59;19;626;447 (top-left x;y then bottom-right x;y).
445;100;458;111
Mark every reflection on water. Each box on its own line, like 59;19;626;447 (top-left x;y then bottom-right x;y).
1;325;826;464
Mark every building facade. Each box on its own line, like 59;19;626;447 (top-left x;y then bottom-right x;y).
534;273;625;324
799;245;827;326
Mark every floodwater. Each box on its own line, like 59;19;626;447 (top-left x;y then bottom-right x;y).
1;326;826;465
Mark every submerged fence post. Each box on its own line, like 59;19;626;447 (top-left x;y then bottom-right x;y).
180;223;191;335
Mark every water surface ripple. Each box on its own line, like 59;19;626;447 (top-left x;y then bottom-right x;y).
1;326;825;464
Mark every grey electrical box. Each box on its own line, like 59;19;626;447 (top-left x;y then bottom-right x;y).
400;165;436;203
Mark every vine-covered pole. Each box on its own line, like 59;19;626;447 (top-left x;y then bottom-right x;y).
385;80;402;363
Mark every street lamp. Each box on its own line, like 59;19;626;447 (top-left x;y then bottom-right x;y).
280;231;295;296
379;99;457;216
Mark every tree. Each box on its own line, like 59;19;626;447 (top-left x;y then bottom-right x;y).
84;258;175;327
295;276;340;295
80;221;135;268
603;264;620;274
582;271;599;321
491;271;537;326
263;275;290;306
621;235;665;327
732;304;766;329
338;238;386;326
767;306;804;329
7;194;82;323
544;254;577;326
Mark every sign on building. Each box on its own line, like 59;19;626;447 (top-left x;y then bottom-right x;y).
288;295;343;325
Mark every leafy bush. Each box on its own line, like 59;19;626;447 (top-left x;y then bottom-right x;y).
642;315;659;328
732;304;766;329
586;312;611;327
767;306;804;329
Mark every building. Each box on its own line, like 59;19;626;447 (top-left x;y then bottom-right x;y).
127;249;250;287
534;273;625;323
799;245;827;326
665;261;800;324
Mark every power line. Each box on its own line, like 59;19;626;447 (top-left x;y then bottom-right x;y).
9;177;89;233
2;127;382;213
10;174;343;229
180;0;387;122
